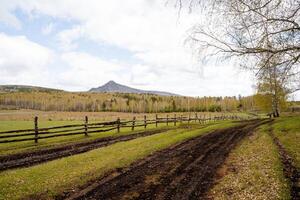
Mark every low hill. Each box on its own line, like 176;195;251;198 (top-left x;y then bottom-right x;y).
89;81;179;96
0;85;63;93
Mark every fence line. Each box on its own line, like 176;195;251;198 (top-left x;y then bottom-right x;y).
0;113;249;144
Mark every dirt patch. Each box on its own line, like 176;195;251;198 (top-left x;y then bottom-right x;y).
268;129;300;200
0;128;170;171
62;120;266;200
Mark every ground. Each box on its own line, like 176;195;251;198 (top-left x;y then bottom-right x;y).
208;115;300;200
0;110;299;200
208;123;290;200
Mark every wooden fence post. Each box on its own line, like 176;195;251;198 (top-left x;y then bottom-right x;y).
144;115;147;129
167;115;169;126
84;116;88;136
188;114;190;124
155;114;158;127
195;113;200;123
34;116;39;143
132;116;135;131
117;117;120;133
174;114;176;126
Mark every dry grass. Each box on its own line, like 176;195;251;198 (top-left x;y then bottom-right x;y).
0;109;249;121
208;125;290;200
0;110;154;121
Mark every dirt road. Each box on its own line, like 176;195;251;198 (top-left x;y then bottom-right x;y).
65;120;266;200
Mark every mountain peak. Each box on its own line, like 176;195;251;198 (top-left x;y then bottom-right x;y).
89;81;179;96
106;80;117;85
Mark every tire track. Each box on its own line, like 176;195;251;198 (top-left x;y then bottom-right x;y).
0;128;170;171
66;120;266;200
268;126;300;200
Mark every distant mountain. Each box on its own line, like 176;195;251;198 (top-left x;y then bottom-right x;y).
0;82;179;96
89;81;179;96
0;85;63;93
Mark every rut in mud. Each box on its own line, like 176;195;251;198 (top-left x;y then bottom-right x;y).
0;128;170;171
65;120;266;200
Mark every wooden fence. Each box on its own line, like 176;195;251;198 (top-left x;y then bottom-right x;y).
0;113;245;144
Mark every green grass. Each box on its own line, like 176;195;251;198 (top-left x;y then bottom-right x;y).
0;121;237;200
0;120;82;131
272;115;300;168
0;121;174;156
209;124;290;200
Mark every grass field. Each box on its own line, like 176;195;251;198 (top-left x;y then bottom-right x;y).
0;109;252;121
272;115;300;168
0;110;251;155
0;122;173;156
208;114;300;199
1;110;297;200
208;124;290;200
0;120;237;200
0;110;157;121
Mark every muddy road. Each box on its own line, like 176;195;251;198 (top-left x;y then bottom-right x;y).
0;128;170;171
65;120;267;200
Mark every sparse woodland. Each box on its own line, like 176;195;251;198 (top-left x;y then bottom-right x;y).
176;0;300;116
0;91;255;113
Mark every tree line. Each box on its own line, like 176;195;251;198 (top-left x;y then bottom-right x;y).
0;91;256;113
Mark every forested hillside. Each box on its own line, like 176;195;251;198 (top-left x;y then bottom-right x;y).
0;91;255;113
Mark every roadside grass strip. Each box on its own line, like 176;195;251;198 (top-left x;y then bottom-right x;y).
272;115;300;168
0;121;236;200
208;124;290;200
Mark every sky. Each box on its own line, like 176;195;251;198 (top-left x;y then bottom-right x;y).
0;0;284;98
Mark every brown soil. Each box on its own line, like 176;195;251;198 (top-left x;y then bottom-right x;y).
0;128;170;171
63;120;266;200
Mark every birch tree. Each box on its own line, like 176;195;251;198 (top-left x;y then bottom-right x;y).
174;0;300;116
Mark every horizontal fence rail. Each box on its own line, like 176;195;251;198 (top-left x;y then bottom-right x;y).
0;113;251;144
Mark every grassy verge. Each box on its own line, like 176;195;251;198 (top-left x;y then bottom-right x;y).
0;121;236;200
272;115;300;168
208;124;290;200
0;122;174;156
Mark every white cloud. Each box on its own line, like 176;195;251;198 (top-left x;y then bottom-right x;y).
129;64;159;86
0;33;53;85
0;0;22;28
58;51;124;90
57;26;84;51
0;0;262;97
